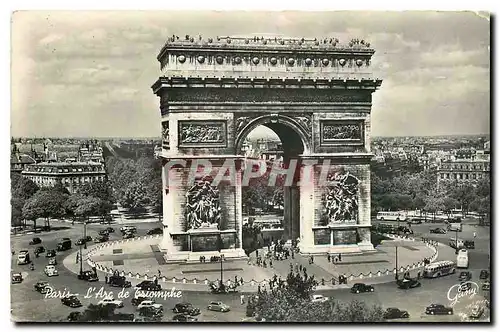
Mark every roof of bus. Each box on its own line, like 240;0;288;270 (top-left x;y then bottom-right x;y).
425;260;455;268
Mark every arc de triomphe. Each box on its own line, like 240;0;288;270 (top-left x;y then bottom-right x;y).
152;35;382;261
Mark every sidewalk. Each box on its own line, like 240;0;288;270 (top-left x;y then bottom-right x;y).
63;234;439;292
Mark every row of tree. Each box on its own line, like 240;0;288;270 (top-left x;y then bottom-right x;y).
11;172;115;229
105;156;162;216
371;169;491;221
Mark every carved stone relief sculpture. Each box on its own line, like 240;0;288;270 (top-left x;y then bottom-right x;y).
162;122;169;147
179;121;227;146
321;170;359;225
185;178;222;230
323;123;361;140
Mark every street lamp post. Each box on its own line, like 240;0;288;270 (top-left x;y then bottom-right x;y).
79;244;83;275
395;245;399;281
218;234;224;287
83;220;88;249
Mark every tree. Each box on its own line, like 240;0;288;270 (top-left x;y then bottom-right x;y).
242;219;262;254
248;270;384;322
75;196;102;222
78;181;114;222
424;191;446;221
21;188;66;230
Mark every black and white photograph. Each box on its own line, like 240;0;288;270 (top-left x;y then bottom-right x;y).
7;8;491;324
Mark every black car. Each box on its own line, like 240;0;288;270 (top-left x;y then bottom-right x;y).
383;308;410;319
123;233;135;239
459;281;472;292
173;303;201;316
34;281;51;293
480;270;489;280
135;281;162;291
98;230;109;236
459;271;472;282
85;235;93;242
61;295;82;308
112;313;135;322
67;312;82;322
172;314;198;322
29;237;42;245
398;226;413;235
46;249;56;258
430;228;446;234
350;283;374;294
94;235;108;243
109;275;132;288
57;239;72;251
106;227;115;233
132;296;152;306
464;241;475;249
75;239;86;246
397;278;421;289
78;270;99;282
146;228;163;235
425;304;453;315
34;246;45;254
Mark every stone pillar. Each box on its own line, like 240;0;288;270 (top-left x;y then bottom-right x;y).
283;186;292;239
290;186;300;241
357;165;374;251
235;161;243;249
299;167;314;252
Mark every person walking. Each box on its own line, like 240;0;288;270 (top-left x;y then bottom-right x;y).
105;275;108;284
473;232;477;238
240;294;245;305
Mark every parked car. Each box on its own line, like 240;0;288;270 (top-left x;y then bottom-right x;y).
48;257;57;265
479;270;489;279
34;246;45;254
46;249;56;258
138;306;163;321
172;314;198;322
383;308;410;319
29;237;42;245
146;228;163;235
137;300;163;311
67;312;82;322
459;271;472;282
61;295;82;308
123;233;135;239
75;239;86;246
173;303;201;315
98;230;109;236
98;297;124;308
108;275;132;288
120;226;137;234
106;227;115;233
11;273;23;284
425;304;453;315
78;270;99;282
17;250;31;265
85;235;93;242
430;228;446;234
350;283;374;294
482;281;490;291
397;278;421;289
469;305;484;319
34;281;52;293
135;281;162;291
207;301;230;312
44;265;59;277
94;235;108;243
311;294;329;303
57;238;72;251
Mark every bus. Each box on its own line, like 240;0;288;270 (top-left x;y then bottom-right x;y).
423;260;457;278
376;211;407;222
456;249;469;268
449;237;464;249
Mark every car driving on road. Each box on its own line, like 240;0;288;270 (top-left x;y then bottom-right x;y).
397;278;421;289
383;308;410;319
146;228;163;235
469;305;484;319
34;281;52;294
29;237;42;245
350;283;374;294
311;294;329;303
430;228;446;234
78;270;99;282
98;297;124;308
44;265;59;277
425;304;453;315
173;303;201;315
11;273;23;284
61;295;82;308
172;314;198;322
46;249;56;258
137;300;163;311
458;271;472;282
135;281;161;291
480;270;489;279
207;301;230;312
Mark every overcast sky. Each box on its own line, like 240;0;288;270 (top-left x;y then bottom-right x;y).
11;11;490;138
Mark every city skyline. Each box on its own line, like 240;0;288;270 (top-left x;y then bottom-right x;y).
11;11;490;138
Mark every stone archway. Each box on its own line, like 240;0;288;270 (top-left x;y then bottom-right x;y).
152;35;382;261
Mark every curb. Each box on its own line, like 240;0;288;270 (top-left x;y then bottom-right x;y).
73;232;440;292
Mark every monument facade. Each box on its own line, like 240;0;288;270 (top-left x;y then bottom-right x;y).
152;35;382;261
